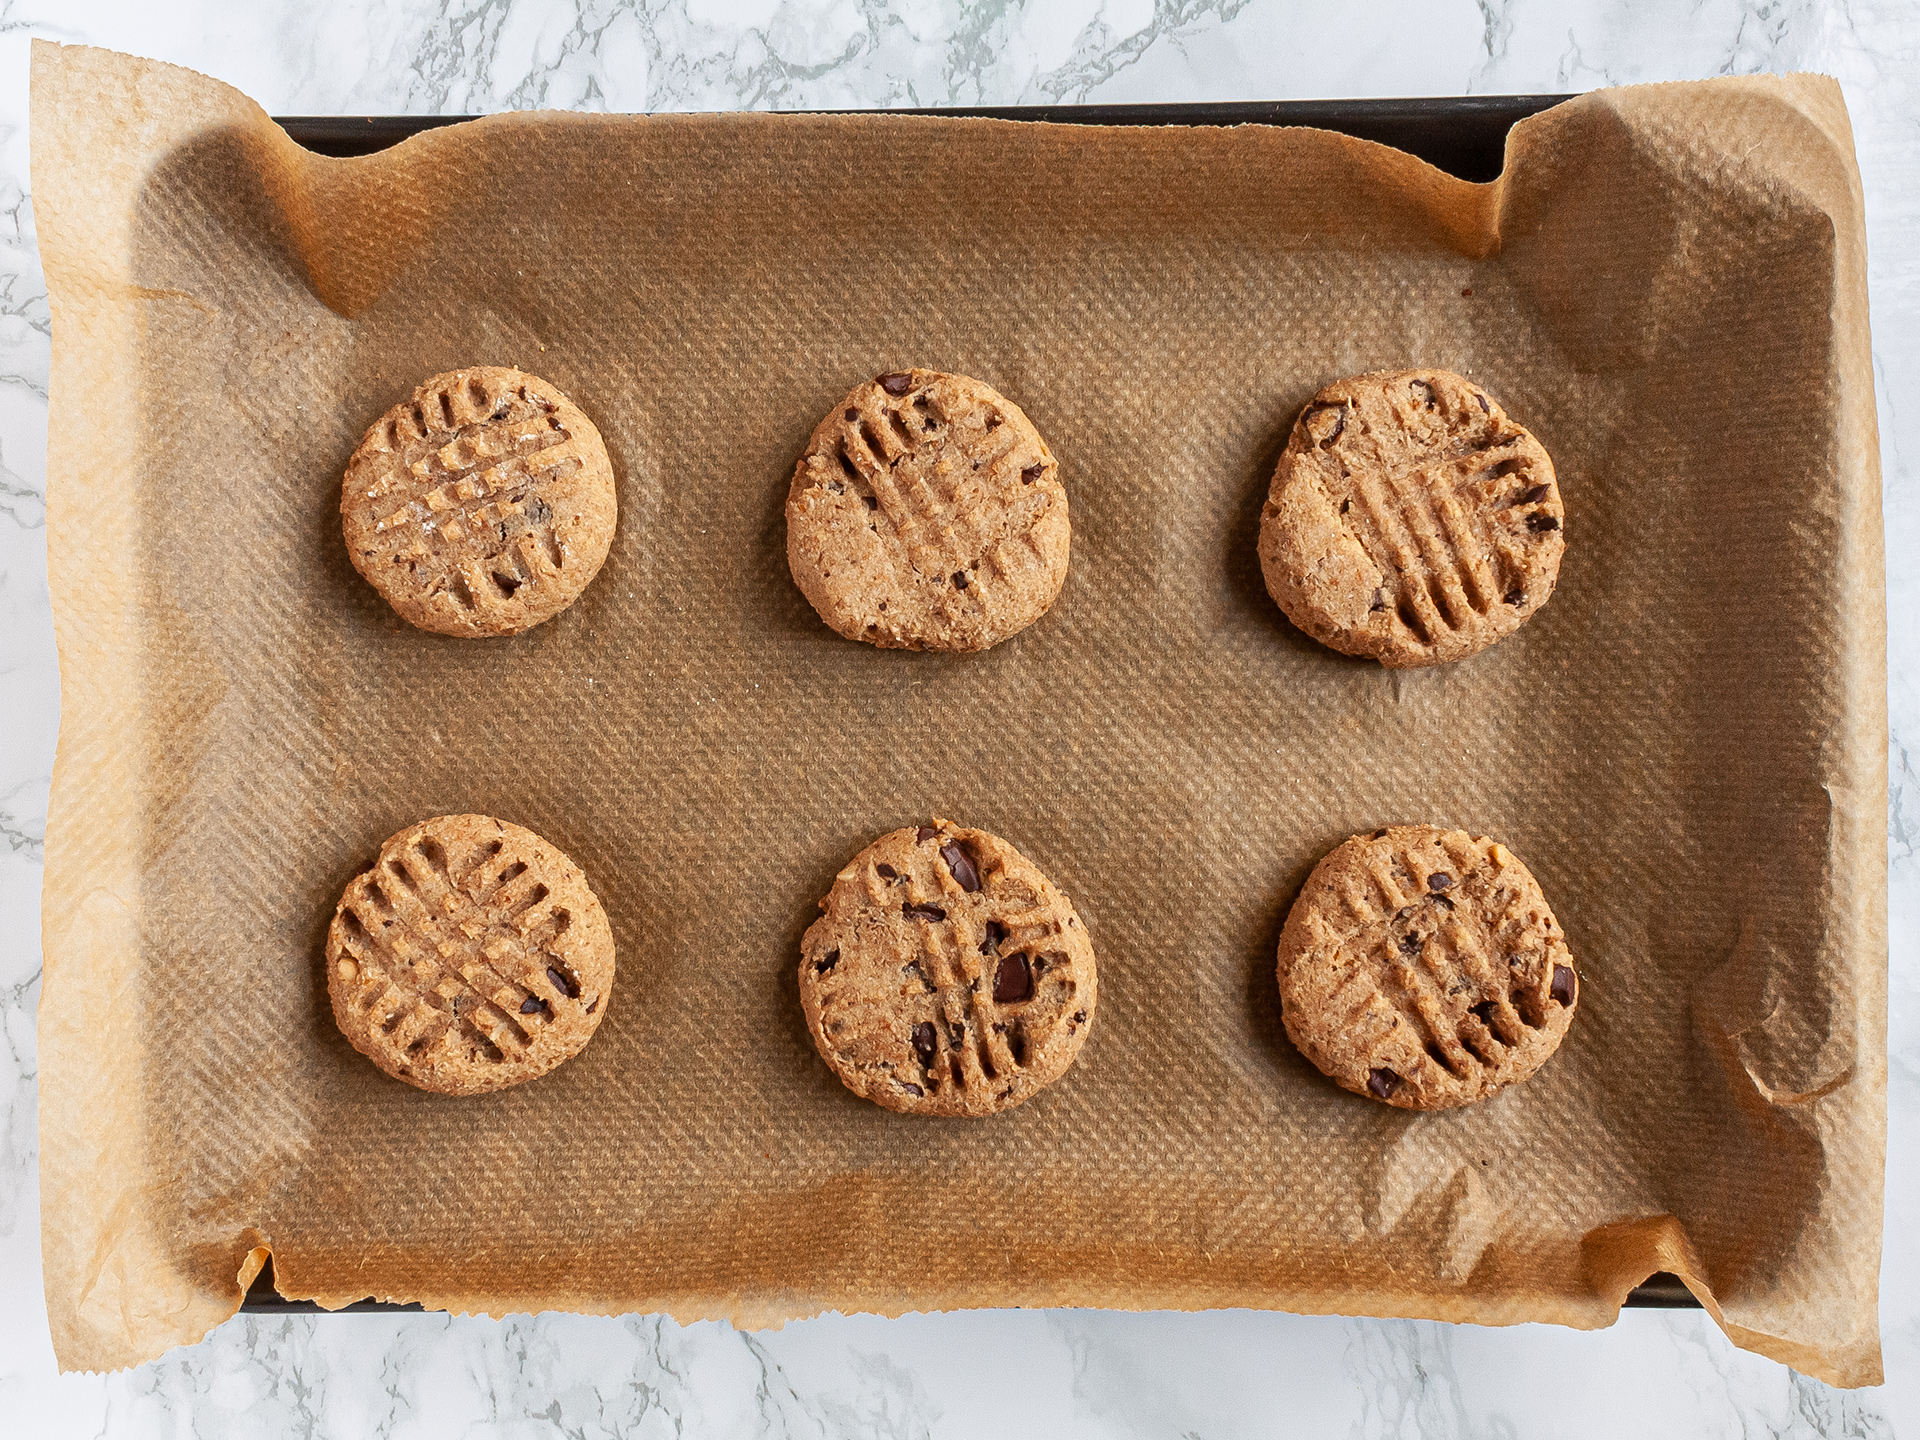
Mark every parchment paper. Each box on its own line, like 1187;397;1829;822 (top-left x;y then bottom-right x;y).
33;42;1887;1385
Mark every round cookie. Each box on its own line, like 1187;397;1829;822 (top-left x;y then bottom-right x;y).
785;369;1069;652
327;814;615;1095
342;367;617;637
799;819;1097;1116
1276;825;1577;1110
1257;369;1564;667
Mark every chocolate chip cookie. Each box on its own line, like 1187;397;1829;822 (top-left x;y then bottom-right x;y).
1257;369;1564;667
799;820;1097;1116
785;370;1069;652
342;367;617;637
1276;825;1577;1110
327;814;616;1095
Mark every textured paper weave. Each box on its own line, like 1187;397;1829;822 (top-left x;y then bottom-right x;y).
33;43;1886;1384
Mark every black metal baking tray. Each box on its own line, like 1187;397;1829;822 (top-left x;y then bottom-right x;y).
249;95;1692;1317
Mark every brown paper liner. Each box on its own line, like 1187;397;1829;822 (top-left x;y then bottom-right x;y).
33;42;1885;1384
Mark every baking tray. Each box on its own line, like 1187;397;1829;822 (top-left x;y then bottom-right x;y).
239;96;1692;1316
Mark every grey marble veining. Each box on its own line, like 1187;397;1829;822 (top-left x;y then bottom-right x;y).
0;1;1914;1435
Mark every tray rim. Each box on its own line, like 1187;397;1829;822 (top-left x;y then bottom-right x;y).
272;94;1578;184
239;1255;1702;1314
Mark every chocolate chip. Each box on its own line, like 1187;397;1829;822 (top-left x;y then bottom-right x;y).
1369;587;1389;613
904;903;948;922
844;408;858;421
1528;514;1561;533
993;953;1033;1004
1519;484;1550;504
1367;1067;1401;1099
547;965;579;998
1428;873;1453;891
1021;463;1044;484
1304;402;1347;449
1070;1009;1087;1024
1398;932;1424;955
911;1021;937;1066
815;949;840;973
878;372;912;395
1551;965;1576;1006
982;919;1008;955
940;841;980;892
1474;393;1489;412
917;825;937;843
953;571;968;589
1470;1000;1498;1026
1504;587;1526;606
520;996;548;1015
876;864;896;879
900;1082;925;1096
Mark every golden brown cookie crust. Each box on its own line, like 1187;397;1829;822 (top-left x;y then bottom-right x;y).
327;814;616;1095
1257;369;1564;667
785;369;1069;652
342;367;617;637
799;819;1097;1116
1277;825;1577;1110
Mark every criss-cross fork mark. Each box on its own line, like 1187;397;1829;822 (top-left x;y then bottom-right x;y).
336;833;577;1067
933;909;1058;1095
1342;450;1537;643
826;900;1076;1104
830;385;1055;590
1320;838;1554;1084
356;379;585;606
1315;382;1558;648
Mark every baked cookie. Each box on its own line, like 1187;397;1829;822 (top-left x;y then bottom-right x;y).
342;367;617;637
785;369;1069;651
1276;825;1577;1110
327;814;615;1095
799;819;1097;1116
1257;369;1564;667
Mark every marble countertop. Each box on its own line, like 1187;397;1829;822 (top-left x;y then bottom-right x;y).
1;2;1913;1435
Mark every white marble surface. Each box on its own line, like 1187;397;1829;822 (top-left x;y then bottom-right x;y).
0;0;1914;1434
